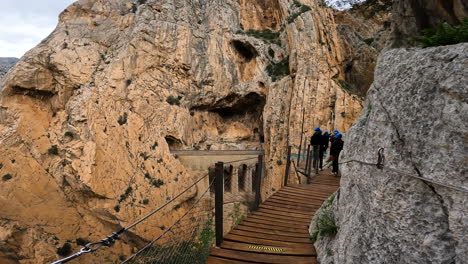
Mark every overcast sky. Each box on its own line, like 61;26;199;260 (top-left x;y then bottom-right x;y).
0;0;75;58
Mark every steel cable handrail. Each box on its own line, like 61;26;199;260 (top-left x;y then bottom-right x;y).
121;178;215;263
51;172;210;264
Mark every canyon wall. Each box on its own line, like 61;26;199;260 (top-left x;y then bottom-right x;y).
0;0;384;263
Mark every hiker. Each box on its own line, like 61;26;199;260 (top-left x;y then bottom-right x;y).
310;127;322;169
329;129;339;144
319;131;330;170
330;133;344;175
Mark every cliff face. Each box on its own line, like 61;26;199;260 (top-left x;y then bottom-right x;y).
313;43;468;264
0;0;381;263
0;58;19;80
390;0;468;47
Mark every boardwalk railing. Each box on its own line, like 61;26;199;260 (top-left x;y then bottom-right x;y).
214;155;264;247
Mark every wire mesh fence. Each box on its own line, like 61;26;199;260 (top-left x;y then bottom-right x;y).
123;178;215;264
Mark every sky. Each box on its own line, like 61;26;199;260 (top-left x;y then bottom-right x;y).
0;0;76;58
0;0;364;59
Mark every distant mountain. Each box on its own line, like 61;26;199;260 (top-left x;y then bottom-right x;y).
326;0;367;10
0;57;19;80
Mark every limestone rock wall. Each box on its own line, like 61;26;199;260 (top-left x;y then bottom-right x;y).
389;0;468;47
313;43;468;264
0;0;373;263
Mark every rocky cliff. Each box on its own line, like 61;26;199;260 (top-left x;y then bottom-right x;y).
0;58;19;80
312;43;467;264
0;0;385;263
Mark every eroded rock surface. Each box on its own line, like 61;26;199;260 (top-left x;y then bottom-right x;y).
0;58;18;80
313;43;468;264
0;0;380;263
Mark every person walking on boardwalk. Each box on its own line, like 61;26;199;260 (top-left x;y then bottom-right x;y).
319;131;330;170
310;127;322;169
329;129;339;144
330;133;344;175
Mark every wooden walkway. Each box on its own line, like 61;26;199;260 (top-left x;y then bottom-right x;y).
206;170;340;264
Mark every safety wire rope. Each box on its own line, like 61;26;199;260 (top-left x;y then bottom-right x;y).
338;148;468;194
51;172;211;264
121;177;216;264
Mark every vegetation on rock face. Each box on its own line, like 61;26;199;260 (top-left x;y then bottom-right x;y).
414;18;468;48
166;95;182;106
145;172;165;188
266;58;290;82
118;113;128;125
311;194;338;243
287;1;312;24
335;79;364;99
48;145;59;155
57;243;72;256
118;187;133;203
236;29;281;46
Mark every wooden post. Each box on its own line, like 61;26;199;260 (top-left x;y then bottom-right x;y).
254;155;263;210
215;161;224;248
304;144;311;173
284;146;292;186
307;147;313;183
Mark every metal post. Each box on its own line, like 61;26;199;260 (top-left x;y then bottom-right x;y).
215;161;224;248
284;146;292;186
304;144;311;173
314;146;319;175
254;155;263;210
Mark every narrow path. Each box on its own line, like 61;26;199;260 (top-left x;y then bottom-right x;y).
206;170;340;264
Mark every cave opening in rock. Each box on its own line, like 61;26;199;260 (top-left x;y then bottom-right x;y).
231;40;258;62
212;92;266;119
165;136;183;150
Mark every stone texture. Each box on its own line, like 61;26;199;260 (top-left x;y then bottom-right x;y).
0;58;18;80
313;43;468;264
389;0;468;47
0;0;375;263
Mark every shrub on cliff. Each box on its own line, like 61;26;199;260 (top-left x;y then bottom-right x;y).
414;18;468;48
266;58;290;82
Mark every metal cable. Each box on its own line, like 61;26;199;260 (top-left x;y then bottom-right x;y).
339;148;467;194
51;172;210;264
121;178;215;264
223;157;258;164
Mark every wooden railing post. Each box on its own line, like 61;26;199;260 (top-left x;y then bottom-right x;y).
284;146;292;186
254;155;263;210
304;144;311;173
215;161;224;248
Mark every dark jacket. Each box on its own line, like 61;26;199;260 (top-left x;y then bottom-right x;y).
310;131;322;145
321;135;330;150
330;138;344;156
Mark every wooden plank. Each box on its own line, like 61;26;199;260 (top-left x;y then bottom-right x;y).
220;241;316;256
230;230;311;243
224;234;314;248
240;220;308;234
273;191;328;199
235;225;310;238
266;197;323;207
210;248;316;264
256;208;313;220
207;256;256;264
251;211;312;224
262;201;319;212
245;215;310;228
259;204;314;216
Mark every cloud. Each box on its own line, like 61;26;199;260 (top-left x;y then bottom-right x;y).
0;0;75;58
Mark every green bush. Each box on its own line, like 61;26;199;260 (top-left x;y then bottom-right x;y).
287;1;312;24
48;145;59;155
64;131;74;138
311;194;338;243
119;187;133;203
414;18;468;48
57;243;72;256
166;95;182;106
266;58;290;82
236;29;281;45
